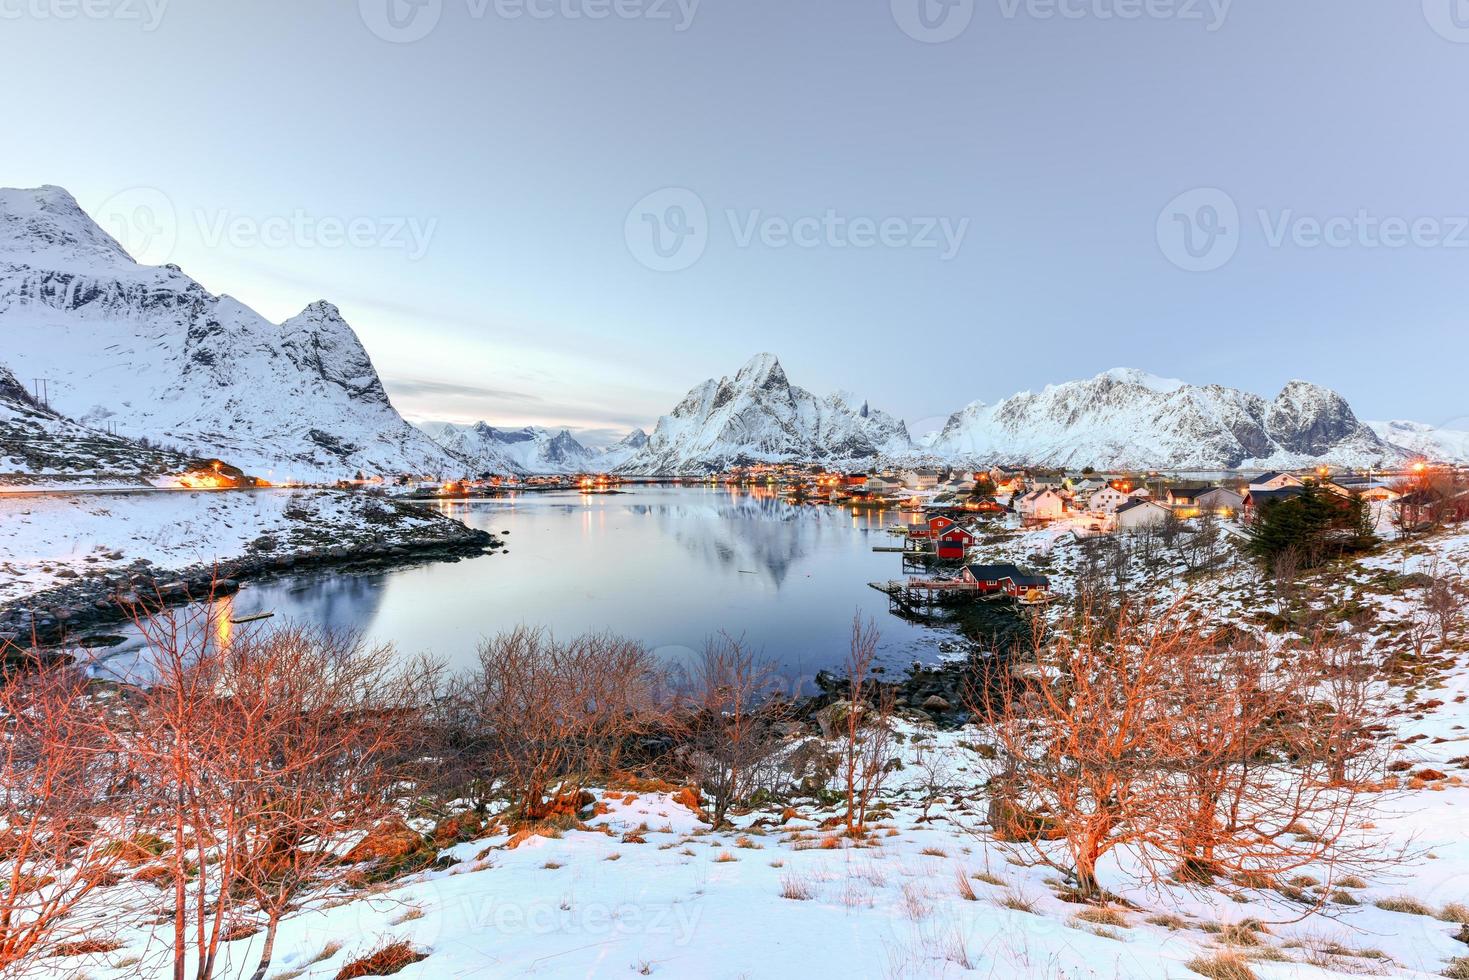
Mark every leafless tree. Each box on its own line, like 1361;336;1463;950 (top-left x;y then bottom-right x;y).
973;597;1396;903
975;600;1178;898
0;658;136;975
211;628;440;980
675;635;792;828
458;628;666;821
1422;561;1465;645
838;615;894;834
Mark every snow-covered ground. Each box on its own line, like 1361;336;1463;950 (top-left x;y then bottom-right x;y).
21;512;1469;980
0;489;455;605
51;709;1469;980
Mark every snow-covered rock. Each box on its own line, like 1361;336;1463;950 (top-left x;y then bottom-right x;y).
619;353;912;474
921;368;1403;470
0;185;459;481
1367;420;1469;464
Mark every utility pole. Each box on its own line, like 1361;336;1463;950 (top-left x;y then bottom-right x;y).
32;378;54;410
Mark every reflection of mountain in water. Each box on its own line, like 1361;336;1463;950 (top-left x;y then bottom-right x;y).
258;571;391;635
630;494;859;588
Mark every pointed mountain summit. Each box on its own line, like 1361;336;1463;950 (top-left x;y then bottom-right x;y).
0;185;457;480
619;354;911;474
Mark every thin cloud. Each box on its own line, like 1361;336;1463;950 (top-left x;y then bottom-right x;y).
385;377;544;402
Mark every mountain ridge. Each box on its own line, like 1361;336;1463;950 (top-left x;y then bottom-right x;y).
0;185;457;481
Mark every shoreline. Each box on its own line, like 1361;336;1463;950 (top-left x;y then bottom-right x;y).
0;491;503;650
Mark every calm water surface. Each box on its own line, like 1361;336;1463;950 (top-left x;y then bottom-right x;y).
92;487;955;683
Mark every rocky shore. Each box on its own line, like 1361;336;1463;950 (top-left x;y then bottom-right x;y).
0;495;502;651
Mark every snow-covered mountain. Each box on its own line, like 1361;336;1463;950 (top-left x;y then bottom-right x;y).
596;428;649;471
620;353;912;474
920;368;1403;470
1367;420;1469;464
0;185;459;481
419;422;607;475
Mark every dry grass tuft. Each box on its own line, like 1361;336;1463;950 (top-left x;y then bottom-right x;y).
1443;957;1469;979
1439;902;1469;924
333;940;427;979
1185;951;1257;980
780;873;814;901
51;938;124;957
1146;913;1188;930
1376;895;1433;916
1073;906;1129;928
995;890;1038;914
954;868;978;902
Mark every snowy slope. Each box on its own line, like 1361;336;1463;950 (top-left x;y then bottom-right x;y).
1367;420;1469;464
922;368;1404;470
0;185;460;482
621;353;912;474
594;428;649;470
0;362;195;479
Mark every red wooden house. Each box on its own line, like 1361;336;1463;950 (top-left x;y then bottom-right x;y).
959;563;1051;597
935;525;976;560
907;514;957;541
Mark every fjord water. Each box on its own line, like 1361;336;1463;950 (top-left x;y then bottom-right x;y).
96;487;950;684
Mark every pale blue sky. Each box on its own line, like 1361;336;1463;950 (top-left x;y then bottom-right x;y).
5;0;1468;443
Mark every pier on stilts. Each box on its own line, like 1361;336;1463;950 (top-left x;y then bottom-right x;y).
868;578;1002;614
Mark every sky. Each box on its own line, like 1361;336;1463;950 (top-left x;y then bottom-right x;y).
4;0;1468;444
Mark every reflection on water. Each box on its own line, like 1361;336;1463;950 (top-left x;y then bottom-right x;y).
89;487;949;685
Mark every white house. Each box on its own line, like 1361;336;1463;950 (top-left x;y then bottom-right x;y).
1016;488;1067;522
1085;486;1130;515
1248;471;1304;493
1115;498;1171;530
901;469;941;491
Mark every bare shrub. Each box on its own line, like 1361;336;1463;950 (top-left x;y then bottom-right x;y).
0;658;135;974
675;634;792;827
974;596;1393;902
449;627;667;821
838;615;895;834
212;627;440;980
95;601;441;980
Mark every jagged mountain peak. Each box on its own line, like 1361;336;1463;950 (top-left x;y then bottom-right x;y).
734;352;787;388
0;185;135;270
0;183;457;480
619;353;911;474
924;370;1400;470
1095;367;1187;393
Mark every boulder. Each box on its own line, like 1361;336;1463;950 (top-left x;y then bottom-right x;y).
345;820;428;864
